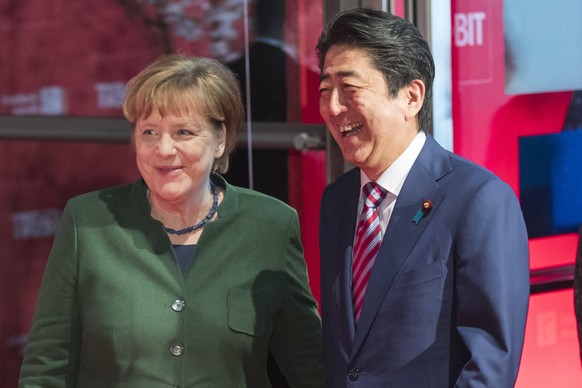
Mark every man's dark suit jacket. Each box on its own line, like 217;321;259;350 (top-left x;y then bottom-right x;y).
319;135;530;387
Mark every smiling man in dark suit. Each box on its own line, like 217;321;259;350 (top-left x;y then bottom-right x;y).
317;8;530;387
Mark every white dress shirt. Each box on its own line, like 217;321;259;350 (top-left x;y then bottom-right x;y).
357;131;427;236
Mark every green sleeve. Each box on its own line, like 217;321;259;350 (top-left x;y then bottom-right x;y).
269;211;324;388
19;201;81;388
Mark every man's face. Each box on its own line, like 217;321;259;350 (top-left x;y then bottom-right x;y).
319;45;420;180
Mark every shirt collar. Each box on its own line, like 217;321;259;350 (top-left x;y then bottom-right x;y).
360;131;426;198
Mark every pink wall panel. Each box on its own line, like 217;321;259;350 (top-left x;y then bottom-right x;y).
451;0;581;384
517;289;582;387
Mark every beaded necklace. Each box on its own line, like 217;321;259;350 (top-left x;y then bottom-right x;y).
161;181;219;235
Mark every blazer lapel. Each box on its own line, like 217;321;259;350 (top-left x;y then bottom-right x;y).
350;136;451;358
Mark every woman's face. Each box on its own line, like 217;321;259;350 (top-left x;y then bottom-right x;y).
134;109;225;205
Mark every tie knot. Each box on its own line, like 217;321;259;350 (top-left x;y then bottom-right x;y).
363;182;387;208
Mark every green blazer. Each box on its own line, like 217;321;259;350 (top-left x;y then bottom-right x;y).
19;175;323;388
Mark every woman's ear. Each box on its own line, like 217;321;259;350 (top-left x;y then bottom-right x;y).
215;123;227;158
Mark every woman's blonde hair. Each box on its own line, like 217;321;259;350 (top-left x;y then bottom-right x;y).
123;54;244;173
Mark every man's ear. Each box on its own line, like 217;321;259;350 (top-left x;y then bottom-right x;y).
404;79;425;122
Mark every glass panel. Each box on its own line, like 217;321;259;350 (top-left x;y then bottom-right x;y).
0;1;228;117
219;0;323;200
0;0;323;124
0;0;325;202
0;3;326;388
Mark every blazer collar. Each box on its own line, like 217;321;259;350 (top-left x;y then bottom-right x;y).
126;173;241;250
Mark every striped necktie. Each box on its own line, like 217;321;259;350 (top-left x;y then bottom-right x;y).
352;182;388;322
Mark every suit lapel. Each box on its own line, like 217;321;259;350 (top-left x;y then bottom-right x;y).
350;136;451;358
332;170;360;342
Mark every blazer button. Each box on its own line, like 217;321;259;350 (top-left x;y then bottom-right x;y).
171;299;186;312
348;368;360;381
169;344;184;356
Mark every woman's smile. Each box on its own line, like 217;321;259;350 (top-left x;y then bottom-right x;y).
156;165;185;175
